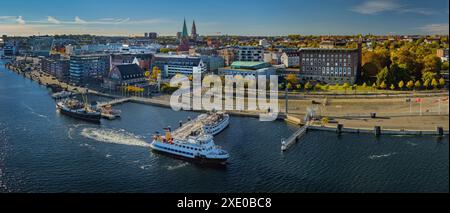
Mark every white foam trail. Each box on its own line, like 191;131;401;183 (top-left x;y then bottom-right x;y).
80;128;151;148
369;152;397;160
23;103;49;120
140;165;152;170
167;162;189;171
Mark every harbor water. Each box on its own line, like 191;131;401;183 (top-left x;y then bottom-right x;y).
0;60;448;193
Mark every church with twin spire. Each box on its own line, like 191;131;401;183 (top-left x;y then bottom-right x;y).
178;19;198;52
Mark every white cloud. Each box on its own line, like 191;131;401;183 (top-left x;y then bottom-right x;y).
74;16;87;24
351;0;436;15
351;0;399;14
47;16;61;24
417;23;449;35
0;16;15;20
16;16;25;25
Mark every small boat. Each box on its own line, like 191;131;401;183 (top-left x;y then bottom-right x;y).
99;104;121;120
52;91;74;99
150;127;229;165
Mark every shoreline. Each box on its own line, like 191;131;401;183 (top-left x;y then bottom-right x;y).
3;61;449;135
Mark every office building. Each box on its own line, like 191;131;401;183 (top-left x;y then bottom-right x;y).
298;46;361;84
41;57;70;82
152;55;206;78
69;54;110;86
218;61;275;77
237;46;263;62
281;51;300;68
218;48;236;66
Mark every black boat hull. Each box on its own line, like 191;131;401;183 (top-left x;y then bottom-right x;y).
57;106;101;124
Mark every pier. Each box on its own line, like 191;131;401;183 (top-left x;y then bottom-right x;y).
281;124;309;151
97;98;132;108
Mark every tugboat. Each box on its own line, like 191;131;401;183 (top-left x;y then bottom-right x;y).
56;94;101;123
150;127;229;165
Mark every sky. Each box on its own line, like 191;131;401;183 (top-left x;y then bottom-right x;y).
0;0;448;36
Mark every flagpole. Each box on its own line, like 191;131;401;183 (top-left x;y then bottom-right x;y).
439;98;441;115
420;100;422;116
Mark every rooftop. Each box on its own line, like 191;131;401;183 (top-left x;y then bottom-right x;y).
230;61;271;70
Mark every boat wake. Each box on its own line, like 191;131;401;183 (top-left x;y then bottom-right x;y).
23;103;49;120
80;127;150;148
369;152;397;160
167;162;190;171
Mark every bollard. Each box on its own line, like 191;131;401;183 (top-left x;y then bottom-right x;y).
374;126;381;137
437;127;444;136
187;117;191;122
179;121;183;128
337;124;343;134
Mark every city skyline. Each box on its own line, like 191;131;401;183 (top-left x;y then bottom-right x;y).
0;0;449;36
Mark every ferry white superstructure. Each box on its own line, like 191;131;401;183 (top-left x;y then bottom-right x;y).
172;112;230;139
150;128;229;165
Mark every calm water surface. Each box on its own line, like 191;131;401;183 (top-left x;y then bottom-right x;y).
0;60;448;193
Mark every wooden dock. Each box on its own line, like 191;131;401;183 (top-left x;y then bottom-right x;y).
97;98;132;107
281;125;309;151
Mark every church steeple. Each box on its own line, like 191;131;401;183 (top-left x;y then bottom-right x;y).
191;20;197;39
181;18;189;38
178;18;190;52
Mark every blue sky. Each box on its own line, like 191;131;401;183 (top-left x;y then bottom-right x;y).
0;0;448;36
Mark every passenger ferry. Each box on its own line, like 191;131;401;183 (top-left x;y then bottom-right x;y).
150;128;229;165
200;112;230;136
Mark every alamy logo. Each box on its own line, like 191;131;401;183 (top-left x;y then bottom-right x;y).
169;73;279;121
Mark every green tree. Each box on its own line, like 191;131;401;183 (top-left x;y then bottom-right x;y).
380;81;387;90
314;83;322;91
422;71;437;83
442;61;449;71
414;80;422;90
398;80;405;90
406;80;414;90
390;84;395;90
362;82;367;88
423;79;430;90
285;74;299;85
286;83;293;91
376;67;389;86
323;84;330;91
296;83;302;91
439;78;446;88
371;83;377;91
422;54;442;74
304;82;312;90
342;83;350;94
431;78;439;89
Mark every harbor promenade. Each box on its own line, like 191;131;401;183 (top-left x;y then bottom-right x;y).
5;63;450;134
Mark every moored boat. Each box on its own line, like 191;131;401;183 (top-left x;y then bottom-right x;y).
56;98;101;123
201;112;230;136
